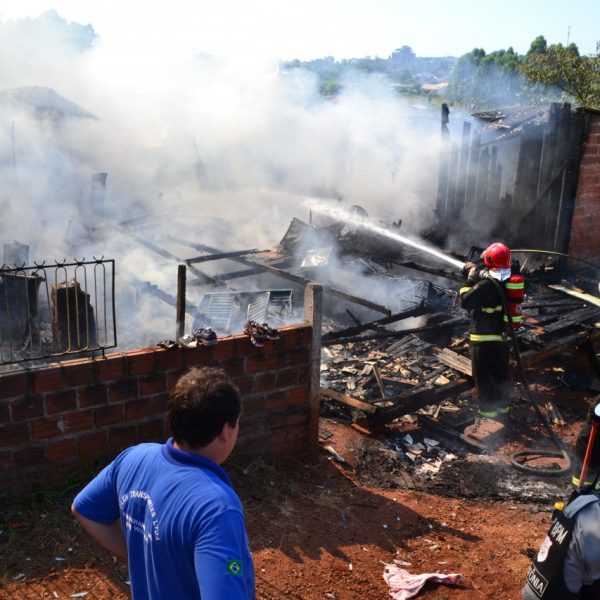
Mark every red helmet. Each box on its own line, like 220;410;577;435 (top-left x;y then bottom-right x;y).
481;242;511;269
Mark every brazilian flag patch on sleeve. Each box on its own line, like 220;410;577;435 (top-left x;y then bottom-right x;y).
227;560;243;576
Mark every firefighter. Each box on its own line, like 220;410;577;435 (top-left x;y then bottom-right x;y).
459;242;524;437
521;401;600;599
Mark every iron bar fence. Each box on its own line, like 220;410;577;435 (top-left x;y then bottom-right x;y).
0;258;117;366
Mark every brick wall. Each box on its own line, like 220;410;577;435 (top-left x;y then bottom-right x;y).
569;110;600;263
0;323;314;493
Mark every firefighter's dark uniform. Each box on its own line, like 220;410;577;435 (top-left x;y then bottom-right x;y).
459;271;512;417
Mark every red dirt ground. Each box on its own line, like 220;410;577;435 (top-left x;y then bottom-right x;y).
2;371;595;600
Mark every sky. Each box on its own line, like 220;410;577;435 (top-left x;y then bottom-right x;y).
0;0;598;63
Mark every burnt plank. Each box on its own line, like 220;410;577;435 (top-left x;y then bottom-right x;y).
370;378;471;426
435;348;472;377
320;387;377;414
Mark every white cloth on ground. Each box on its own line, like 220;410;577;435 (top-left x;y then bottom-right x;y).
383;564;463;600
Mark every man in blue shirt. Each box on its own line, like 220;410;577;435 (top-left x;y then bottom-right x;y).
72;366;255;599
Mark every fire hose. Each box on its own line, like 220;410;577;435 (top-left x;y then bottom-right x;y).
486;276;572;477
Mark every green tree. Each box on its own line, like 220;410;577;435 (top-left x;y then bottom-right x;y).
521;41;600;107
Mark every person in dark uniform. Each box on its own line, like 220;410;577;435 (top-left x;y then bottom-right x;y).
459;242;524;436
522;400;600;599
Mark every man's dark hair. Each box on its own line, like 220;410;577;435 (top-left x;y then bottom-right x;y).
168;367;241;448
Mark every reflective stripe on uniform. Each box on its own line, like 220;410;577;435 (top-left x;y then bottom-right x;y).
497;406;511;414
481;306;502;313
503;315;523;323
459;286;471;296
478;409;498;418
469;333;505;342
571;475;600;488
505;282;524;290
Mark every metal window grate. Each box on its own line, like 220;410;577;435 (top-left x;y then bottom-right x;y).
0;258;117;367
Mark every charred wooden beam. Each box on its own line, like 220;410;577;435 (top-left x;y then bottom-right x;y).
172;237;392;316
131;279;200;320
369;378;471;427
520;327;600;367
324;316;467;346
322;303;431;343
320;387;377;414
114;225;226;287
186;248;268;264
418;414;485;454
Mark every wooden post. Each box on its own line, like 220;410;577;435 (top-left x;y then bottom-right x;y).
454;121;471;214
304;283;323;459
464;132;481;212
176;264;186;340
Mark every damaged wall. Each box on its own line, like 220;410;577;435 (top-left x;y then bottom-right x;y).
0;322;315;492
569;109;600;264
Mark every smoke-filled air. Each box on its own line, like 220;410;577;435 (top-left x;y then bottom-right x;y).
0;11;455;348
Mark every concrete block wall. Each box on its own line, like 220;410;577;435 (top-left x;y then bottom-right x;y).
0;323;314;493
569;110;600;263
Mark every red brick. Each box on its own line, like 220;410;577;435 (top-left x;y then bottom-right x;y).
276;368;299;388
63;410;94;433
254;372;277;393
282;327;310;350
232;376;253;395
283;349;311;368
97;354;126;381
287;386;309;407
217;357;245;378
33;366;63;393
284;426;311;455
263;429;287;458
0;422;30;447
138;373;166;396
45;390;77;415
125;395;168;421
110;379;138;402
156;347;184;371
31;416;63;440
264;391;288;412
269;409;309;429
245;352;284;375
209;338;237;361
126;349;156;376
95;403;124;426
166;370;184;392
13;445;45;467
241;396;269;418
0;448;12;468
109;425;138;450
62;359;97;387
138;419;165;441
47;438;79;463
0;372;30;398
298;367;309;385
182;345;211;367
0;401;10;424
79;384;109;407
11;395;44;421
79;430;109;457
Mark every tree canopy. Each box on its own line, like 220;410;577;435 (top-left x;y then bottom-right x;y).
520;38;600;107
447;35;600;109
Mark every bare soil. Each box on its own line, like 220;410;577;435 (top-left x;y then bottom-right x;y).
1;367;596;600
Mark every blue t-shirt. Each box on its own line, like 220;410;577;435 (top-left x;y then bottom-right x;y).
73;438;255;599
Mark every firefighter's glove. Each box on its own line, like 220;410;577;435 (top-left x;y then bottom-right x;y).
462;261;477;277
479;269;492;280
465;264;481;283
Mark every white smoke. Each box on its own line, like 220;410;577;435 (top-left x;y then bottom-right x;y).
0;11;449;348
